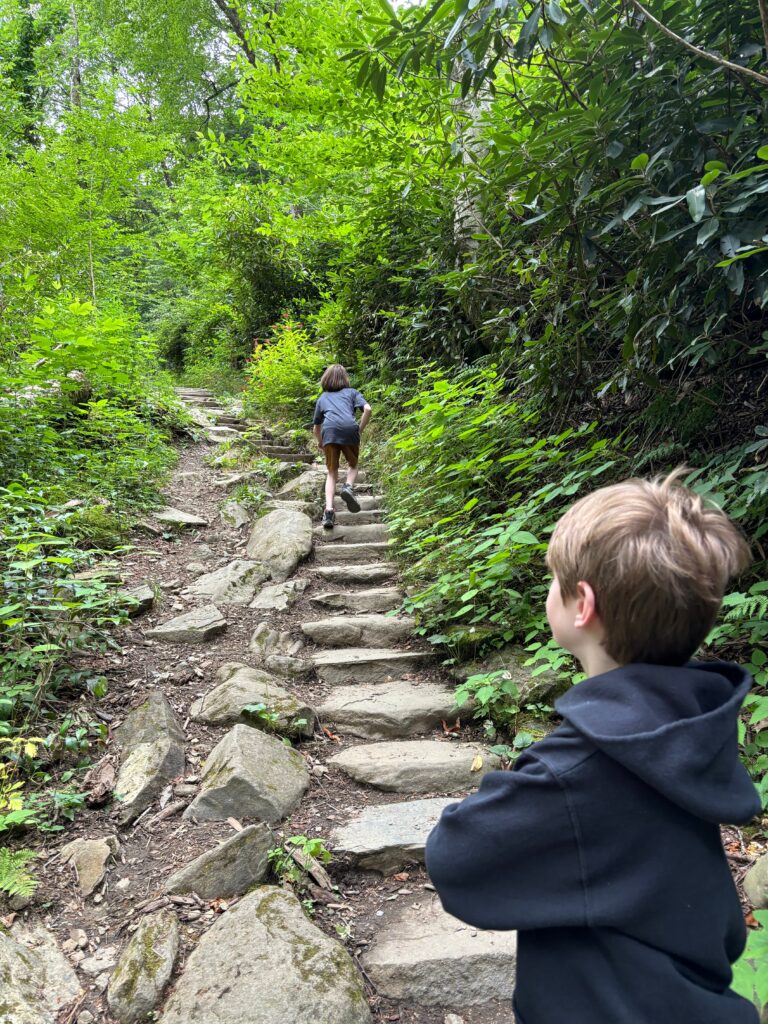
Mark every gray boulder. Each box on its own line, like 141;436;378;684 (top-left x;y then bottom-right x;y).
183;725;309;824
114;692;184;754
107;910;179;1024
745;853;768;909
114;737;185;825
220;499;251;529
245;508;312;581
330;740;499;793
0;921;82;1024
182;560;269;606
145;604;227;643
191;663;315;738
249;622;303;660
158;887;371;1024
275;468;326;503
164;823;273;899
362;896;517;1005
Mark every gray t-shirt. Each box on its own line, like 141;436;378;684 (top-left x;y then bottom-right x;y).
313;387;367;445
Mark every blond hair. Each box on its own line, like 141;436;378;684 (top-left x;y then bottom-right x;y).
546;470;750;665
320;364;350;392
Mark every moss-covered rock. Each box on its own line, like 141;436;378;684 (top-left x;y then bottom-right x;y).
158;887;371;1024
107;909;179;1024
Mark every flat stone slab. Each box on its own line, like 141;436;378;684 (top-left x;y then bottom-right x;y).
310;587;404;613
245;508;313;581
362;897;517;1005
334;494;380;512
164;823;273;899
314;563;397;584
250;578;308;611
334;509;383;526
331;798;455;873
315;524;388;544
313;647;432;686
302;613;414;648
191;663;315;738
145;604;227;643
184;724;309;824
0;921;82;1024
158;887;371;1024
154;507;208;528
314;542;390;564
107;910;179;1024
61;835;119;896
182;559;269;605
319;679;464;739
330;740;500;793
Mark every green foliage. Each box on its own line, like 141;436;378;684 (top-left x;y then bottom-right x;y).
268;835;333;904
243;318;328;428
0;848;38;899
732;912;768;1017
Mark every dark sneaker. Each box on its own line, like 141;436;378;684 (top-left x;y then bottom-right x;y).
340;483;361;513
322;509;336;530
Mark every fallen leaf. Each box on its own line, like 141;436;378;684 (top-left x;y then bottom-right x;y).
470;754;483;772
442;718;461;734
391;872;410;882
746;911;759;929
322;725;340;742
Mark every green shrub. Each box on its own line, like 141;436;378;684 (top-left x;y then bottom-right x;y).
243;317;328;428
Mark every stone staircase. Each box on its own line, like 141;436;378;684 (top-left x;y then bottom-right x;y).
13;386;515;1024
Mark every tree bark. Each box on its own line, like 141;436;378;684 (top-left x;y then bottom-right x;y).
211;0;257;66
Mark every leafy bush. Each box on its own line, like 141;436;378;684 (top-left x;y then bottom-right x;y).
243;317;328;428
732;912;768;1019
0;848;38;898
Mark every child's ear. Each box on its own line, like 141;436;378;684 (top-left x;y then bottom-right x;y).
574;581;598;628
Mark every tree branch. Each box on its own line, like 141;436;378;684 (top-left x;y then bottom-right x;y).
211;0;256;66
759;0;768;55
626;0;768;86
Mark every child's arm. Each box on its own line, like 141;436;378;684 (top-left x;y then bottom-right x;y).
359;403;372;432
425;748;587;932
313;424;323;450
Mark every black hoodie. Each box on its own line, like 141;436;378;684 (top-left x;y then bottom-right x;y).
425;661;762;1024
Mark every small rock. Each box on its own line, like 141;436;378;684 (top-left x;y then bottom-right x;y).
445;1015;465;1024
264;654;314;678
79;945;118;977
60;836;119;897
192;543;215;561
77;1012;95;1024
122;583;155;617
115;877;131;892
107;910;179;1024
184;561;208;575
154;507;208;529
220;499;251;529
164;823;273;899
70;928;88;949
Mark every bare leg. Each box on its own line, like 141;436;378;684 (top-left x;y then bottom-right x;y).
325;469;338;510
346;464;359;488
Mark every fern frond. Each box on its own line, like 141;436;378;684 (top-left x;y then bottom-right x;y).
0;848;38;898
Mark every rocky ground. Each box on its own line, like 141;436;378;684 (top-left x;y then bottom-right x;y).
2;387;765;1024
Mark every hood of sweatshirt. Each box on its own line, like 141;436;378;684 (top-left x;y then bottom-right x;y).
555;660;761;825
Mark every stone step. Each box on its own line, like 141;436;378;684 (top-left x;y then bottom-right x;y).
314;523;388;544
309;586;403;613
270;453;317;465
330;739;500;792
175;388;215;397
362;897;517;1006
312;647;431;685
333;508;383;526
208;426;243;443
314;542;389;564
330;797;455;873
313;562;397;584
155;507;208;529
333;494;381;512
318;679;463;739
302;612;414;648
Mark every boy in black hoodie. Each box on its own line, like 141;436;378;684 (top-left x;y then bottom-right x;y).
425;472;761;1024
